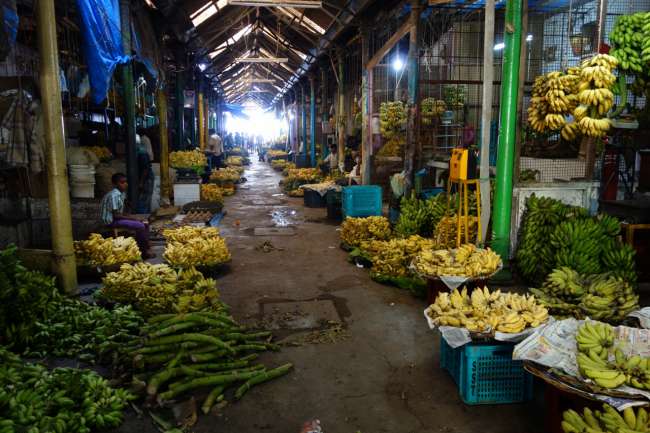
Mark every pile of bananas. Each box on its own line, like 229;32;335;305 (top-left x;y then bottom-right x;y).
443;85;466;108
101;263;221;316
516;195;587;284
85;146;112;162
413;244;502;278
376;136;405;157
267;150;288;159
164;236;231;268
575;321;650;390
562;404;650;433
421;98;447;125
426;287;549;333
530;268;639;322
0;347;134;432
550;214;637;283
609;12;650;74
74;233;141;267
281;162;296;176
434;216;479;249
360;235;437;278
287;189;304;197
222;185;236;196
379;101;407;140
575;54;618;138
284;168;322;191
170;149;207;169
395;193;447;238
200;183;225;204
340;216;392;247
226;156;243;166
210;167;241;183
163;226;220;242
271;159;289;171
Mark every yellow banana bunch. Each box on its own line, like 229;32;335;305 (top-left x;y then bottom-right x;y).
578;116;612;138
163;226;220;242
340;216;392;247
285;168;322;184
210;167;241;183
421;98;447;125
85;146;112;161
271;159;289;171
561;122;580;141
200;184;225;204
360;235;437;278
425;286;549;333
379;101;407;140
413;244;501;278
170;149;207;169
74;233;141;267
575;321;650;391
268;150;288;159
163;236;231;268
562;404;650;433
102;263;221;316
225;156;243;166
433;216;478;249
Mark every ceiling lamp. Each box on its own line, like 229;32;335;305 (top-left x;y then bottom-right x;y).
236;57;289;63
228;0;322;7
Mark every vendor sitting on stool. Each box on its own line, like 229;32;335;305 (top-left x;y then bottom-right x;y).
100;173;154;259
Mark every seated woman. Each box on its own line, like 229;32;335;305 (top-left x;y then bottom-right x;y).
99;173;154;259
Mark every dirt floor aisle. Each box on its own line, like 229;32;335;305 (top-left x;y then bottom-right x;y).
190;159;545;433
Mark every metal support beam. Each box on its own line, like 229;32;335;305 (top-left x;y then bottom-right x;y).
321;66;328;158
309;77;316;166
366;18;413;71
492;0;523;261
37;0;77;293
360;24;371;185
175;71;184;149
119;0;138;206
301;84;307;156
479;0;495;244
157;87;170;206
337;50;346;168
198;92;205;150
404;0;422;195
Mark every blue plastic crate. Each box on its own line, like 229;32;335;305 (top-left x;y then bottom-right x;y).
458;342;533;405
421;187;444;200
342;186;382;218
440;338;462;385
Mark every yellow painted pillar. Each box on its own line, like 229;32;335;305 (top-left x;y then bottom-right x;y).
37;0;77;292
157;87;171;204
198;92;205;150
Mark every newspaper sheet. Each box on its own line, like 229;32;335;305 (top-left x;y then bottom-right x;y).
629;307;650;329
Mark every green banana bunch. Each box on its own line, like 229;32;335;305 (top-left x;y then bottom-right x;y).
563;404;650;433
0;347;133;433
395;192;448;238
609;12;650;73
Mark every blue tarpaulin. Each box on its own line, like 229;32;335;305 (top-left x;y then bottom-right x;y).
76;0;131;104
1;0;18;61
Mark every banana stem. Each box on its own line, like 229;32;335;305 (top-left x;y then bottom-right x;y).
609;74;627;118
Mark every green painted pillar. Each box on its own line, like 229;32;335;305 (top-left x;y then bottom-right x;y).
360;24;371;185
119;0;138;204
309;77;316;166
492;0;523;260
321;66;329;159
404;0;422;195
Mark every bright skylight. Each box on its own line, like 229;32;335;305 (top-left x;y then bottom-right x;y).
276;7;326;35
190;0;228;27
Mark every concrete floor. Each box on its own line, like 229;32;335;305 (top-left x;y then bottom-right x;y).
128;159;542;433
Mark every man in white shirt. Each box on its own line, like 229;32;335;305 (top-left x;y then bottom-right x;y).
206;128;224;169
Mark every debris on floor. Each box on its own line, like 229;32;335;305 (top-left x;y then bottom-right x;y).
255;240;283;253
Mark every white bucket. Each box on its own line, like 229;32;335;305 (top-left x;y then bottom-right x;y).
70;182;95;198
69;164;96;183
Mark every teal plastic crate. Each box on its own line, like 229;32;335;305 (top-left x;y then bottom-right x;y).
440;339;533;405
342;186;382;218
440;338;461;385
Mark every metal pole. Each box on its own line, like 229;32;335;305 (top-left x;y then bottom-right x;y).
361;24;371;185
492;0;523;261
321;66;328;158
37;0;77;293
157;86;171;205
404;0;422;195
337;50;346;168
198;92;205;150
301;83;307;157
176;71;184;149
119;0;138;206
479;0;495;244
309;77;316;167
